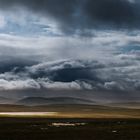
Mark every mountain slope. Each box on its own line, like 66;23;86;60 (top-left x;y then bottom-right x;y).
16;97;95;106
107;102;140;109
0;96;15;104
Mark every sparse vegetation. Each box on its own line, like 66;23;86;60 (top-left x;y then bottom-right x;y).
0;118;139;140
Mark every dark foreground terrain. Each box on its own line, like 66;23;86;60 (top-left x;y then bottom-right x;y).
0;118;139;140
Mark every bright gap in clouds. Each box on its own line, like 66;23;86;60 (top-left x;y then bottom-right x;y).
0;14;6;28
0;9;62;36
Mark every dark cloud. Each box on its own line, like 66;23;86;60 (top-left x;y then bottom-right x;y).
0;0;140;33
50;68;97;82
28;60;104;82
0;59;139;92
0;58;36;73
84;0;136;25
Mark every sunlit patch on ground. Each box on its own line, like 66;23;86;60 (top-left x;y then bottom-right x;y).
0;112;58;117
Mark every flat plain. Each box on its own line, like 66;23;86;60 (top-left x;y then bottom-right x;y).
0;118;139;140
0;104;139;140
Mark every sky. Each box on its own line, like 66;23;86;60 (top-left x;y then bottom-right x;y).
0;0;139;101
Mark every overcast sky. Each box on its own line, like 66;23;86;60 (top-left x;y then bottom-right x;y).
0;0;139;101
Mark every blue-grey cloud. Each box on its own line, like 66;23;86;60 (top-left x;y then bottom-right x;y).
0;0;140;34
0;31;139;92
0;58;139;91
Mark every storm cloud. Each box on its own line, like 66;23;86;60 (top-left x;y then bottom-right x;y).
0;0;140;33
0;0;139;102
0;30;139;92
0;57;139;91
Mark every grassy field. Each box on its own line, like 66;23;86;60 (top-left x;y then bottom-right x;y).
0;118;139;140
0;104;139;118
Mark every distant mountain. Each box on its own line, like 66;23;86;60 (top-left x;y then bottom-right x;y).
16;97;95;106
107;102;140;109
0;96;15;104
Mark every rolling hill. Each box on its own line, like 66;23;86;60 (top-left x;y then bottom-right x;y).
0;96;15;104
16;97;95;106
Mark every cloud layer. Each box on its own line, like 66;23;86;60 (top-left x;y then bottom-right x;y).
0;30;139;91
0;55;139;91
0;0;140;34
0;1;139;103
